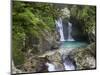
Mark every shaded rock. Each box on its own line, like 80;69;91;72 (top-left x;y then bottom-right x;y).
87;27;96;43
87;42;96;57
69;43;96;70
88;32;95;43
22;57;48;73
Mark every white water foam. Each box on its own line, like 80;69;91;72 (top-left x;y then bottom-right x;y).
45;62;56;72
55;18;65;41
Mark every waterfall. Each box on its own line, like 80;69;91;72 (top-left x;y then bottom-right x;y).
55;18;65;41
63;56;75;70
55;18;74;41
67;22;74;41
45;62;56;72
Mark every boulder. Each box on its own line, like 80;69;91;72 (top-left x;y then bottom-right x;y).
69;43;96;70
46;51;65;71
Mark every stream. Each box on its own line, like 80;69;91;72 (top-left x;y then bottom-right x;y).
45;41;88;72
46;18;88;72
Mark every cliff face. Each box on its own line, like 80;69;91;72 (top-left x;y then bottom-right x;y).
38;30;60;53
28;30;60;56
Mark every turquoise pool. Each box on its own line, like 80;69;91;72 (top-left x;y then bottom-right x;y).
60;41;88;48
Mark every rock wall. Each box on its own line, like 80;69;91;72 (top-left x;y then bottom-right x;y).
25;30;60;56
38;30;60;53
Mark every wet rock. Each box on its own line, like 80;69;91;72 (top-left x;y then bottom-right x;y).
52;62;64;71
69;43;96;70
46;51;65;71
63;55;76;70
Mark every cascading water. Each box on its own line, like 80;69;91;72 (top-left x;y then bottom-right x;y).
55;18;74;41
67;22;74;41
63;56;75;70
46;56;75;71
47;18;88;72
55;18;65;41
55;19;76;71
45;62;56;72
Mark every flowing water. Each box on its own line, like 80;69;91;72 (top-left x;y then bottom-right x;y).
45;62;56;72
67;22;75;41
46;18;88;72
55;18;65;41
63;56;75;70
56;18;75;41
61;41;88;71
46;41;88;72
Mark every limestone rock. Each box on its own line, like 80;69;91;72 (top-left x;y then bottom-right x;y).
87;42;96;57
46;51;65;71
61;7;70;19
38;31;60;53
69;43;96;70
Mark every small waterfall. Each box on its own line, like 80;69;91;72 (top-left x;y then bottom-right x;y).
55;18;65;41
45;57;75;72
45;62;56;72
67;22;74;41
63;56;75;70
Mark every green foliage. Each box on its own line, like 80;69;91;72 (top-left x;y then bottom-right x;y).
12;1;60;65
12;39;25;66
70;5;96;33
